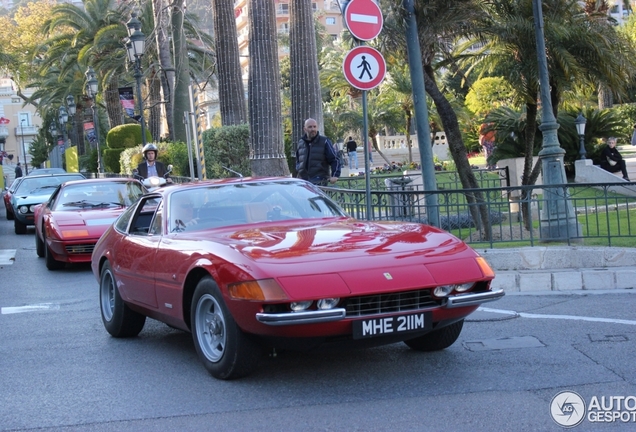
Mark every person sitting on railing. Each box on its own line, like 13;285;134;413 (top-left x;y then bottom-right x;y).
600;137;629;181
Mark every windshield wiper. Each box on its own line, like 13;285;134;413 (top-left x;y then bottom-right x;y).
91;202;124;208
63;200;93;207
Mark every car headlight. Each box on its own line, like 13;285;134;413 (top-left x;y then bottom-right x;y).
19;206;28;214
433;285;454;297
29;205;37;213
316;298;340;310
433;282;474;298
290;301;312;312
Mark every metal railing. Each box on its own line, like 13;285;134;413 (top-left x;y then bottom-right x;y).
322;180;636;248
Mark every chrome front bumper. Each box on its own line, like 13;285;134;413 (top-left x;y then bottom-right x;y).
255;289;505;326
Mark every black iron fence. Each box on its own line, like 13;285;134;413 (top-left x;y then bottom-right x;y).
322;179;636;248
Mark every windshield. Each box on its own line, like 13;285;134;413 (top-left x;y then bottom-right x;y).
54;181;145;211
15;175;85;195
168;180;346;233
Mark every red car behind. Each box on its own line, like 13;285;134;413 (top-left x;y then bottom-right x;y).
35;178;146;270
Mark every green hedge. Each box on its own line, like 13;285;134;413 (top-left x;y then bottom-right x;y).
202;124;251;179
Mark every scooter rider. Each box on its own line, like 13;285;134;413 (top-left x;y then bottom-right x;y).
135;143;172;182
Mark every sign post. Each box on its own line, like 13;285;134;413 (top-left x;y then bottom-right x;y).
341;0;384;220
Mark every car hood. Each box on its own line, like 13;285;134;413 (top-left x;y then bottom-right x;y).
14;192;54;206
181;219;485;295
49;208;124;239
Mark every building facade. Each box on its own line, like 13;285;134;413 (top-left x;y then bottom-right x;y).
234;0;344;81
0;78;41;175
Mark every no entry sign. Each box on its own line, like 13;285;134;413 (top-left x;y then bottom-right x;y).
344;0;383;41
342;46;386;91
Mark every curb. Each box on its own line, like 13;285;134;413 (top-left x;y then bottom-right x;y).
477;247;636;292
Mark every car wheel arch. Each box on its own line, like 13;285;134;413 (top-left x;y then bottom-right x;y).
182;267;216;331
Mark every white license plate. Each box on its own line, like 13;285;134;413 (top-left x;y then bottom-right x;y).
352;312;431;339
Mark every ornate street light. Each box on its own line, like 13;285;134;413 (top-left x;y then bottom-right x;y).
532;0;579;240
20;118;28;175
126;12;147;146
58;105;68;152
66;94;77;154
575;113;587;160
85;66;102;173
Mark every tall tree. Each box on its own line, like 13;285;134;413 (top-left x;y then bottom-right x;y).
290;0;323;151
171;0;190;143
152;0;176;139
212;0;247;125
247;0;289;176
382;0;492;237
463;0;636;226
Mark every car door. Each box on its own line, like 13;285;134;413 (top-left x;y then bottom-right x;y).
114;196;162;308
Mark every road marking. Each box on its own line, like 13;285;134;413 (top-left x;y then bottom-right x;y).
351;13;378;24
0;249;16;265
1;303;61;315
479;307;636;326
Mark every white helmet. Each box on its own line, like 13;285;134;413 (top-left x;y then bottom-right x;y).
142;143;158;158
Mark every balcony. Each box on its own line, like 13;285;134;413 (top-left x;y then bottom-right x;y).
15;125;39;136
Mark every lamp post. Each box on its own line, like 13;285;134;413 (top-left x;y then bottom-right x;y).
48;121;60;169
575;113;587;160
20;118;28;175
126;12;147;146
66;94;76;153
85;66;102;173
532;0;579;241
58;105;69;150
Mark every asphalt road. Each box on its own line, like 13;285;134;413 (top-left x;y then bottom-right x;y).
1;203;635;431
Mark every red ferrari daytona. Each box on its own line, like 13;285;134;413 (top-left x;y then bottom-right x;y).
91;178;504;379
35;178;146;270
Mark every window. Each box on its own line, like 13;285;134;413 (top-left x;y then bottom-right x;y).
279;22;289;33
277;3;289;14
610;5;619;14
326;17;336;25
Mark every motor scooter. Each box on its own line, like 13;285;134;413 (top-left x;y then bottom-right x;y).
133;164;173;192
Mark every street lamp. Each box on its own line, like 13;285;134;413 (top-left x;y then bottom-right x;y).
20;118;28;175
85;66;102;173
126;12;147;146
58;105;68;150
66;94;76;152
575;113;587;160
532;0;579;241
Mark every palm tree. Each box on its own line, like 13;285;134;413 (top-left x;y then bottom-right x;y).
384;60;415;163
381;0;493;238
212;0;247;126
38;0;130;129
290;0;324;150
247;0;289;176
463;0;636;227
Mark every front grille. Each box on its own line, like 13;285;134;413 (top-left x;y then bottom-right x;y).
65;244;95;254
344;289;442;317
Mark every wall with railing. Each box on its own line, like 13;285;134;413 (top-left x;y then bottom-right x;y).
323;173;636;248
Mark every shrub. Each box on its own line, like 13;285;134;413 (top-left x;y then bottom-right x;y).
202;124;251;179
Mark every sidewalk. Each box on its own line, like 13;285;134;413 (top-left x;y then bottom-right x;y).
482;246;636;293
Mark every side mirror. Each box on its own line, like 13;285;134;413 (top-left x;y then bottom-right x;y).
166;165;173;176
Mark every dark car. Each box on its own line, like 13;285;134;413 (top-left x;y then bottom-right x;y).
92;177;504;380
34;178;146;270
27;168;67;176
3;177;24;220
11;173;85;234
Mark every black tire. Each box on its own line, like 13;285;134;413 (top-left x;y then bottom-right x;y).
6;207;14;220
191;277;262;380
14;219;26;234
100;261;146;337
404;319;464;352
44;233;65;271
35;229;45;258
